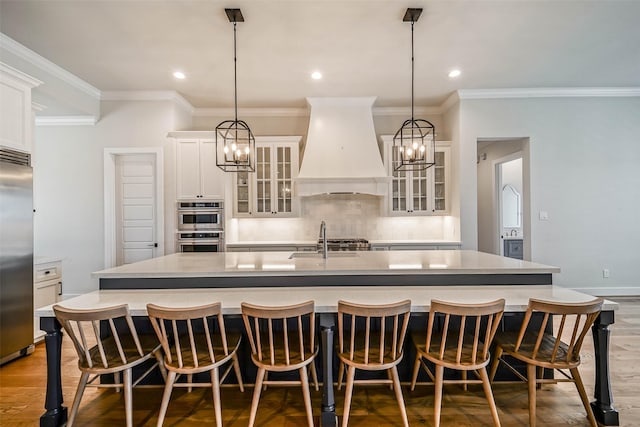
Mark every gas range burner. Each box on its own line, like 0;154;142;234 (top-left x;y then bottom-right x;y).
318;238;371;251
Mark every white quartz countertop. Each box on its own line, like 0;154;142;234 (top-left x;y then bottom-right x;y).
93;250;560;279
36;285;614;317
35;256;62;265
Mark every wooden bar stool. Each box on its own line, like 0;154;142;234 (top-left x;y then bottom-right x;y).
53;304;166;427
241;300;319;427
146;302;244;427
336;299;411;427
410;298;505;427
489;298;603;427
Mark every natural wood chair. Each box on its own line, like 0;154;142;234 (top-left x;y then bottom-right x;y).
53;304;165;427
410;298;505;427
147;302;244;427
241;300;319;427
489;298;603;427
336;299;411;427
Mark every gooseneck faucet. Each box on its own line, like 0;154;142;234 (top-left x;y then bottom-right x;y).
319;220;328;259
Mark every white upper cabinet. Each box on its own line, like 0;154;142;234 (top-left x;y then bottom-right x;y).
0;63;41;154
170;132;226;200
233;136;300;217
382;136;450;215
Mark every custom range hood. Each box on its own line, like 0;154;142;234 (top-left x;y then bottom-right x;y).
296;97;390;196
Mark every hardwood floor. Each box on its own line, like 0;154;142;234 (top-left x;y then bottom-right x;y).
1;297;638;426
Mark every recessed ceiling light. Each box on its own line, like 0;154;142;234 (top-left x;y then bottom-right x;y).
173;71;186;80
448;69;461;78
311;71;322;80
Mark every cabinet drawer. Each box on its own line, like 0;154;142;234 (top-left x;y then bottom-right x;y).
34;279;61;309
35;262;61;282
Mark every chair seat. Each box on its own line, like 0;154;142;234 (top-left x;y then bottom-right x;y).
337;349;403;370
494;331;579;369
163;332;242;374
82;333;161;373
411;331;491;370
252;332;317;371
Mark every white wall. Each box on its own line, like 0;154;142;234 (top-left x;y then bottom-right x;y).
459;97;640;294
33;100;189;295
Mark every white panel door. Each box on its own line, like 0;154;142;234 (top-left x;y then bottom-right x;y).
115;154;157;265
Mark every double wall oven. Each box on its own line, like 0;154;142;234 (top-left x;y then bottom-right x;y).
176;200;224;252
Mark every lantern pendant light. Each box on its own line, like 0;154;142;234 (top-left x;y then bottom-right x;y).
216;8;256;173
393;8;436;172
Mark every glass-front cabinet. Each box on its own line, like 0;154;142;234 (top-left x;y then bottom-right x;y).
383;136;450;215
234;136;300;217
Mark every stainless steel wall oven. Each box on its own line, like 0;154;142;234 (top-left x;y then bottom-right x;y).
177;200;223;230
176;200;224;252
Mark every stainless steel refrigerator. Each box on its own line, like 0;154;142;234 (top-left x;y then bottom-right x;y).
0;148;34;364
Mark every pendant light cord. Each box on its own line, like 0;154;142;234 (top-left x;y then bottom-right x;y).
233;21;238;123
411;19;414;121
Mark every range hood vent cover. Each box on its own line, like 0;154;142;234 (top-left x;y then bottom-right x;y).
296;97;390;196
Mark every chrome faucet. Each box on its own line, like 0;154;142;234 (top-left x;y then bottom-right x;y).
510;229;517;237
319;220;328;259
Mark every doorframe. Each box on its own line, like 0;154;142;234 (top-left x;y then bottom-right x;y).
492;152;523;256
104;147;165;268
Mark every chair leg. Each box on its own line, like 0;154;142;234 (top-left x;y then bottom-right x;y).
263;371;268;391
527;364;537;427
341;366;356;427
462;370;468;391
156;371;176;427
232;353;245;392
337;361;344;390
479;366;501;427
410;353;421;391
123;368;133;427
390;366;409;427
299;366;315;427
66;371;90;427
387;369;394;390
211;368;222;427
433;364;445;427
310;360;319;391
248;368;266;427
154;350;168;381
187;373;193;393
114;371;122;393
570;367;598;427
488;346;503;382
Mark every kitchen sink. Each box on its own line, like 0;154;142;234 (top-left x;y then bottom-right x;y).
288;251;359;259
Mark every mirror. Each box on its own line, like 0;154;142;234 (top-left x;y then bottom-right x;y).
502;184;521;228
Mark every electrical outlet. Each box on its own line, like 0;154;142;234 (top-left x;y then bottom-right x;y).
603;269;610;278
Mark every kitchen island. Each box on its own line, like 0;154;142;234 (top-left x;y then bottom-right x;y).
38;250;618;426
94;250;560;289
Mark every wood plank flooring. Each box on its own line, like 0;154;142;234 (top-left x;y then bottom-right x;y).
1;297;638;426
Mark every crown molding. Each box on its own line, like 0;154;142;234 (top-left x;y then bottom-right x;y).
1;33;100;98
0;61;43;87
373;106;442;116
458;87;640;99
35;115;97;126
101;90;193;113
193;107;308;117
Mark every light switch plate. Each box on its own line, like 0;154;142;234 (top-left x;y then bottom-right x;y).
539;211;549;220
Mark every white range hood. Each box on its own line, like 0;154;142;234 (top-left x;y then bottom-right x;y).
296;97;390;197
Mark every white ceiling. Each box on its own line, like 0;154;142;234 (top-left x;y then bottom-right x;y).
1;0;639;109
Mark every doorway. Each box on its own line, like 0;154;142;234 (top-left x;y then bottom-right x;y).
104;148;164;268
476;138;529;259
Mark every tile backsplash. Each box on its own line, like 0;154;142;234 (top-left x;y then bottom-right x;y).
226;194;457;242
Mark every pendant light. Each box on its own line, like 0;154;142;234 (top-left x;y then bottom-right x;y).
216;8;256;172
393;8;436;172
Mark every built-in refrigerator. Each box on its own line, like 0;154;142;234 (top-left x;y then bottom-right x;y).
0;148;34;364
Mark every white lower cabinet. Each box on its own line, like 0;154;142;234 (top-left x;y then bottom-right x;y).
34;259;62;342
